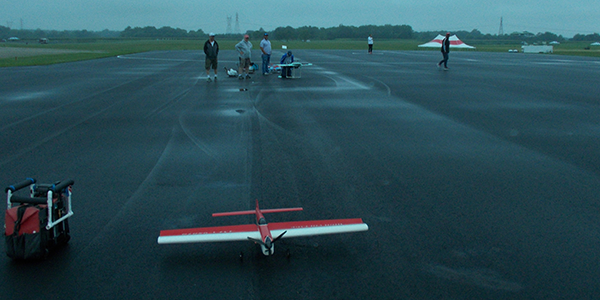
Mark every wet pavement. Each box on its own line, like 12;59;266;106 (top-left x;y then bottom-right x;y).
1;49;599;299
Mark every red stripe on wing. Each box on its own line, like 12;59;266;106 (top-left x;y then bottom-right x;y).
269;218;364;230
159;224;257;237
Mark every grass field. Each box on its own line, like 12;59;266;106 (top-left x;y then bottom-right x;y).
1;38;599;67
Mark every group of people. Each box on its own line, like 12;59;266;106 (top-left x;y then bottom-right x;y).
203;32;295;82
202;31;453;81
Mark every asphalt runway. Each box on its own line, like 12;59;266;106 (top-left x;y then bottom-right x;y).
1;49;600;299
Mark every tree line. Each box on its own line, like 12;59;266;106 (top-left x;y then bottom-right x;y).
572;33;600;41
0;26;120;39
121;26;205;38
1;24;598;43
247;24;414;41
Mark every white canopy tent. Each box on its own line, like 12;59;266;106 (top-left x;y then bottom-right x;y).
418;35;475;49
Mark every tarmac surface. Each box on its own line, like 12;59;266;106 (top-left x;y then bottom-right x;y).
1;49;600;299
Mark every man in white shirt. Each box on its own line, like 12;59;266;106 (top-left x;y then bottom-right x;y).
260;33;272;75
368;34;374;54
235;35;253;79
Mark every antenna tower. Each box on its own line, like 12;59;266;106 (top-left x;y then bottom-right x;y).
234;13;241;34
498;17;504;36
226;16;232;34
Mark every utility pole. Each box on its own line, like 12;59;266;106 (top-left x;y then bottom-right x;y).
226;16;232;34
234;13;240;34
498;17;504;36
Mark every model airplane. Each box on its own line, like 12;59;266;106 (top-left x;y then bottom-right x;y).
269;62;312;72
158;200;368;256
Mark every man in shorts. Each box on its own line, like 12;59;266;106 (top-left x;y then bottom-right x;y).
204;33;219;82
235;34;253;79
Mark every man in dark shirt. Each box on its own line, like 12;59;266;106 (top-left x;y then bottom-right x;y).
438;32;451;70
204;33;219;82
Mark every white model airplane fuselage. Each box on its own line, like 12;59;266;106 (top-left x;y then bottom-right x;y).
158;200;368;256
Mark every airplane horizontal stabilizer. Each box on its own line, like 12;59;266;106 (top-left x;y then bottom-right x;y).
212;207;303;217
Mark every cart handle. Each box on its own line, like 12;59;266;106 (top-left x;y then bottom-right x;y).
10;195;47;205
5;178;36;193
50;180;74;193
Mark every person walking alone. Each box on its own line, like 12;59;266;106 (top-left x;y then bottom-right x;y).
203;33;219;82
368;34;374;54
260;33;272;75
438;32;451;70
235;34;253;79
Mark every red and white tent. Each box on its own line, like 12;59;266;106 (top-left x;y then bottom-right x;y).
418;34;475;49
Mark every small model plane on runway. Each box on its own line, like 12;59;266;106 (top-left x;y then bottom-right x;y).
269;62;313;78
158;200;368;256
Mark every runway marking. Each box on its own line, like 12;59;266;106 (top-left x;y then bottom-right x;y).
117;55;238;64
532;59;588;66
144;81;197;119
321;72;372;90
179;114;218;160
1;75;159;132
117;55;192;62
1;91;54;102
351;52;384;55
364;76;392;96
0;93;135;167
534;62;573;65
424;263;523;292
265;74;371;93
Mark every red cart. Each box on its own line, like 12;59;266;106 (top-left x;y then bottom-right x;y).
5;178;74;259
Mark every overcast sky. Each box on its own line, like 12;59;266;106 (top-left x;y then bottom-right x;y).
1;0;598;37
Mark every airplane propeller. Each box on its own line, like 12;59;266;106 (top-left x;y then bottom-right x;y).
247;231;287;256
273;231;287;242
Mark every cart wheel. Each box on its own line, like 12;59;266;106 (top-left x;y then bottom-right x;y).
58;219;71;245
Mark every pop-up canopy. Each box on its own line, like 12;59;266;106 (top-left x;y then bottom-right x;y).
418;34;475;49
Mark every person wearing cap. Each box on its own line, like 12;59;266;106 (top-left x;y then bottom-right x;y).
260;33;272;76
279;50;294;79
438;32;451;70
235;34;253;79
204;33;219;82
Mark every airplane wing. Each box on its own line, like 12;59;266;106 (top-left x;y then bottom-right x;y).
269;218;368;238
158;224;260;244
